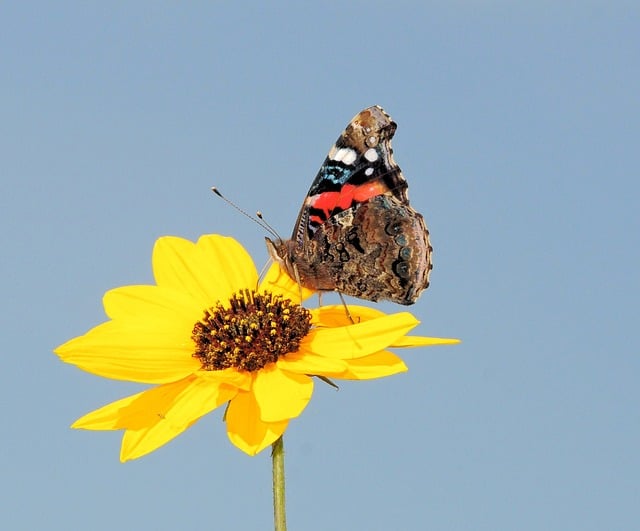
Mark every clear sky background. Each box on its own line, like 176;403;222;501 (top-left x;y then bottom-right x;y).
2;2;638;530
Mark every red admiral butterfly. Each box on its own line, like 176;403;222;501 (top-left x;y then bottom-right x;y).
266;105;432;305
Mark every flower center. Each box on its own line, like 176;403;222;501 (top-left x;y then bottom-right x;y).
191;290;312;372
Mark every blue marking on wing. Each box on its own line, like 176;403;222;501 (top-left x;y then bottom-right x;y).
308;161;353;195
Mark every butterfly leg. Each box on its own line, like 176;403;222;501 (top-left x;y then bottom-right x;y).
256;259;272;291
291;263;305;303
337;292;356;324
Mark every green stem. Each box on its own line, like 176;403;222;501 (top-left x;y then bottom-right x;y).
272;435;287;531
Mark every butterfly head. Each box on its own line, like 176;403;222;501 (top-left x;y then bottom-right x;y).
265;237;295;279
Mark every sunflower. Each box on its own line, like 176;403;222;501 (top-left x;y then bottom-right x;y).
55;234;458;461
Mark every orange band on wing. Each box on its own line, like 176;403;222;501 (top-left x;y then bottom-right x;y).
310;182;389;218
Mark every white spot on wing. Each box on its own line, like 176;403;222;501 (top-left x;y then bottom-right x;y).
365;167;374;176
342;148;357;165
330;147;345;161
364;148;378;162
331;147;357;165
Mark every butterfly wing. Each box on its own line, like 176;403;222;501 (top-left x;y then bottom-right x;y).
267;105;432;304
294;195;432;304
290;105;410;250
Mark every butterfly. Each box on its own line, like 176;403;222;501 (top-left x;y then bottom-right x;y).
266;105;432;305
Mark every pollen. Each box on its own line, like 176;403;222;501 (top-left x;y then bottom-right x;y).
191;290;312;372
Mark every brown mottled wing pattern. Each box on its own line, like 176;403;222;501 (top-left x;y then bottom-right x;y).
287;195;432;305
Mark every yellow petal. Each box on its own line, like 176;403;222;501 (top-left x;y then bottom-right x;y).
391;336;461;348
72;392;143;430
311;307;460;349
259;262;315;303
103;285;201;323
195;234;259;296
196;368;253;391
252;365;313;422
152;236;201;294
276;351;348;376
73;375;236;432
74;377;197;431
226;390;288;456
310;304;386;327
152;235;258;307
337;351;408;379
118;376;238;461
55;320;200;383
304;312;420;360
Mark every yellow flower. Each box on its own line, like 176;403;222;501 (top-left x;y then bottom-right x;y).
55;235;458;461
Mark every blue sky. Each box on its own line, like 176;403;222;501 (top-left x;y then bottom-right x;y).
2;2;639;530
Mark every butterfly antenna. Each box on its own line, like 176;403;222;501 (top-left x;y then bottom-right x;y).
256;211;283;241
211;186;280;240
